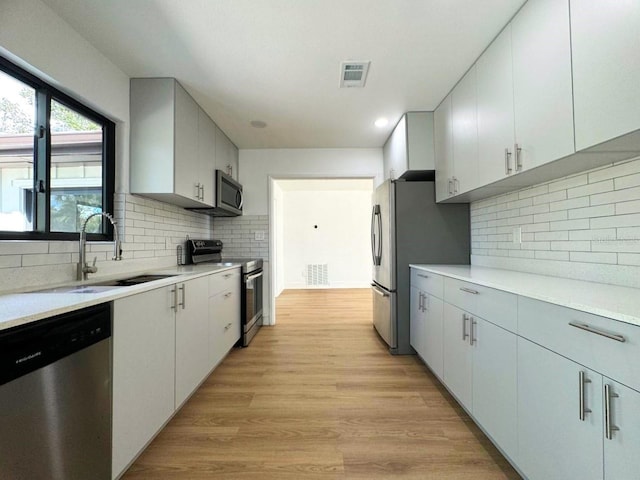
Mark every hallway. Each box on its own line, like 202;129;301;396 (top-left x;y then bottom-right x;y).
123;289;520;479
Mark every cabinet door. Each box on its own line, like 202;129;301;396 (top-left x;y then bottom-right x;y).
197;108;216;206
383;115;408;180
518;337;603;480
175;276;211;407
216;125;238;179
173;82;200;203
571;0;640;151
512;0;574;168
442;303;472;410
476;25;515;185
409;286;425;358
209;286;241;368
434;95;453;202
472;317;517;462
423;293;444;380
451;66;479;195
604;379;640;480
112;287;175;478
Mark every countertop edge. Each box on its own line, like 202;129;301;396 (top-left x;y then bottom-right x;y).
0;264;241;332
410;264;640;328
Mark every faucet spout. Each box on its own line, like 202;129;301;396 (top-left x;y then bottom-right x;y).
78;212;122;281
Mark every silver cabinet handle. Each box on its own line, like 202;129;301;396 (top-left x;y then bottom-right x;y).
199;184;205;200
448;178;454;195
178;284;186;309
453;177;459;194
371;284;389;297
224;292;232;299
194;183;200;199
469;317;477;345
459;287;479;295
170;286;177;311
579;371;592;421
224;322;233;331
604;384;620;440
515;143;523;172
462;313;469;341
418;292;423;312
505;147;513;175
417;273;429;279
224;273;233;279
569;322;626;343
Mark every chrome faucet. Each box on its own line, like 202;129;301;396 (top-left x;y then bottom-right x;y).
78;212;122;281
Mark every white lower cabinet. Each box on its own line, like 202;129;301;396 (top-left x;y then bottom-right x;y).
410;287;444;379
409;286;425;358
175;276;211;407
112;286;176;479
443;303;473;410
209;284;241;367
518;337;603;480
603;379;640;480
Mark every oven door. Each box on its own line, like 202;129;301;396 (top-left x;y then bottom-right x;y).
244;269;263;338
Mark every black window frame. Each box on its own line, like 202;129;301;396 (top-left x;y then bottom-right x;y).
0;55;115;242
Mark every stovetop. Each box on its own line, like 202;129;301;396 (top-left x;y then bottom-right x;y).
185;239;263;273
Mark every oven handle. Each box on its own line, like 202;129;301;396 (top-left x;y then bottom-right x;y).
245;270;264;283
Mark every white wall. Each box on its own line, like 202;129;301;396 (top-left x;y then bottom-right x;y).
281;185;372;289
239;148;383;215
272;182;285;297
471;155;640;288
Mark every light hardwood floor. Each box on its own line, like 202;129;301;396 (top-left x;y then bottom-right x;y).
123;289;521;479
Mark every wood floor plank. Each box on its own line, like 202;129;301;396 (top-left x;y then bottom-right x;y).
122;288;521;480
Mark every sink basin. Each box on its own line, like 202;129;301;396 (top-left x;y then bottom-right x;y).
33;274;178;293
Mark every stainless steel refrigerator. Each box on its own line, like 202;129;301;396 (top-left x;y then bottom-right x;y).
371;178;470;354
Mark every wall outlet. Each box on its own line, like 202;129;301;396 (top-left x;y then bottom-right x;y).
254;231;265;241
513;226;522;244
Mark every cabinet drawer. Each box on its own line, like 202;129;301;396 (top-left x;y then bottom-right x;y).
444;277;517;332
411;268;443;298
209;288;241;366
209;268;240;296
519;297;640;392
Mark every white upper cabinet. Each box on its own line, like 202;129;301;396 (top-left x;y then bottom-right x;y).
130;78;214;208
197;108;216;206
451;66;479;195
215;125;239;180
476;25;515;186
382;112;435;180
512;0;574;168
571;0;640;151
434;95;454;202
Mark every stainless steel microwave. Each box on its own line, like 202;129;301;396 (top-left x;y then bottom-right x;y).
187;170;243;217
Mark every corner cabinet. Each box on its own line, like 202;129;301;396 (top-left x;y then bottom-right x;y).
382;112;435;180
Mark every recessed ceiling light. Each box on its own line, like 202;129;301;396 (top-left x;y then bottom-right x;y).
374;117;389;128
250;120;267;128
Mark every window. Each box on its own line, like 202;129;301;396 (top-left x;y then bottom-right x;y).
0;56;115;240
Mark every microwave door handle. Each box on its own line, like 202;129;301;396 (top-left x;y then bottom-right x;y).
236;189;244;209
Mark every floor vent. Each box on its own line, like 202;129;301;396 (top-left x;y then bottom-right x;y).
306;264;329;286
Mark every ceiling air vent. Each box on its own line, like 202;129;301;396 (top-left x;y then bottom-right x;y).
339;61;370;88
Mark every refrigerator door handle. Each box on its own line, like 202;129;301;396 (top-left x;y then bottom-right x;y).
375;207;382;265
370;205;377;266
371;205;381;266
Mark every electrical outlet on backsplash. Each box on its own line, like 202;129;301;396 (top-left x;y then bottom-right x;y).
470;155;640;288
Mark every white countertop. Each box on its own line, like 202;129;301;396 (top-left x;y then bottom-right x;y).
0;264;240;332
410;264;640;328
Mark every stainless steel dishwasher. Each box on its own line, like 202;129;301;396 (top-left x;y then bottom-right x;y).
0;303;112;480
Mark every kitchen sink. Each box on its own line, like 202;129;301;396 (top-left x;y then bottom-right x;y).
33;274;178;293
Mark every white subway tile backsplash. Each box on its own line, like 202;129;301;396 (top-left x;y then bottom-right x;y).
471;156;640;287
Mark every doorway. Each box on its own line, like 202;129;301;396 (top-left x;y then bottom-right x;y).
269;177;374;325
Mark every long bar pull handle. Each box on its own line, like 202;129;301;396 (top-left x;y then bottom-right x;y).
371;284;390;297
170;286;177;311
178;284;186;309
578;371;592;421
459;287;479;295
605;384;620;440
376;210;383;263
370;206;376;266
224;322;233;331
515;143;523;172
417;273;429;279
470;317;477;345
453;177;459;194
194;183;201;199
569;322;626;343
462;313;469;341
448;178;453;195
418;292;424;313
505;148;513;175
199;184;205;201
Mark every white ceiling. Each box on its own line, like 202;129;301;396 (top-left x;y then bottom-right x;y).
42;0;526;149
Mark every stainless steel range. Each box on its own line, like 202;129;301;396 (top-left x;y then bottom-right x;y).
185;239;263;346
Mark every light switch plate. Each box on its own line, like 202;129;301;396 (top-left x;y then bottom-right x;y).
254;231;265;241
